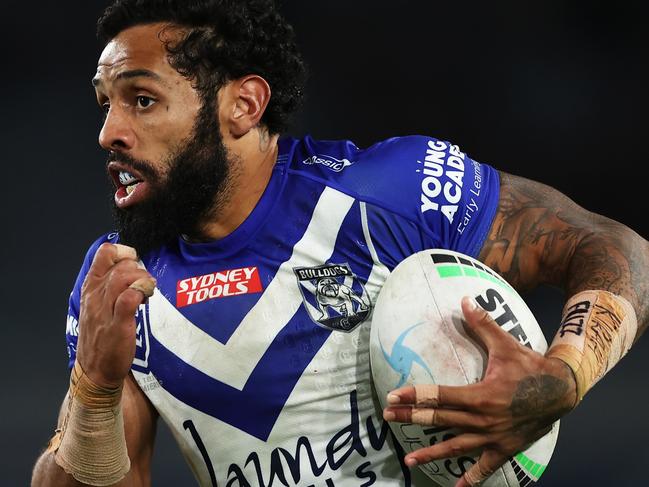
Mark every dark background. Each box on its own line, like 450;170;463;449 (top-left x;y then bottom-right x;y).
2;1;648;485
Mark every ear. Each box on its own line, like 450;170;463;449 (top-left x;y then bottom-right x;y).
229;75;271;137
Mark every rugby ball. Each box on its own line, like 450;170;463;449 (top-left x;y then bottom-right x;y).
370;249;559;487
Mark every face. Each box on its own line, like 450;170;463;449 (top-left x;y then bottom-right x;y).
318;278;340;297
94;23;232;256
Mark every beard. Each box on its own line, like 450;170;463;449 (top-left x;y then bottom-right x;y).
108;100;233;257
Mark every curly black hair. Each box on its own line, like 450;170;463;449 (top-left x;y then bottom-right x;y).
97;0;306;134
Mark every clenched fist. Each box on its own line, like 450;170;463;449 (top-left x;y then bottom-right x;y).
75;243;156;389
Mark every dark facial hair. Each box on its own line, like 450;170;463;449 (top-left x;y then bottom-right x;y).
109;99;232;256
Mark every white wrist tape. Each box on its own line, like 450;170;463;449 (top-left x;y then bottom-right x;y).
547;290;637;404
47;361;130;486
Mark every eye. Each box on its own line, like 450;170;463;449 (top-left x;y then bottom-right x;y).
136;96;156;109
99;102;110;122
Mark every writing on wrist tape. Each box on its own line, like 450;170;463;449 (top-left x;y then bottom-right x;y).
47;361;130;486
547;290;637;404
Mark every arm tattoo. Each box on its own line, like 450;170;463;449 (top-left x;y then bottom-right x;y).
479;172;649;338
510;375;569;419
508;374;571;438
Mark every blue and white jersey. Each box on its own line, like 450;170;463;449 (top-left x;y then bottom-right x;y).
65;135;500;486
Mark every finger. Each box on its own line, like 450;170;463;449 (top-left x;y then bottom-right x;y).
110;258;140;274
387;384;438;407
114;244;138;261
384;406;485;430
88;243;139;277
113;288;148;326
388;383;483;410
105;267;155;303
129;276;156;298
461;296;513;351
404;433;485;468
457;449;506;487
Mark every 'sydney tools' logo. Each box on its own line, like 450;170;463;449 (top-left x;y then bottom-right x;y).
176;266;263;307
294;263;371;332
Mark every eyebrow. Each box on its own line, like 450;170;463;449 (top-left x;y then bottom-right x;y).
92;69;162;87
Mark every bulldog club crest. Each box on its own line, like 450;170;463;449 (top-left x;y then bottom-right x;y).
294;263;371;332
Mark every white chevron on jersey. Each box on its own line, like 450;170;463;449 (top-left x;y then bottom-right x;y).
360;201;391;283
146;187;355;390
353;201;392;316
64;135;503;486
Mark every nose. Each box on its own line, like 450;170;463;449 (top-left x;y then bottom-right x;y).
98;106;135;152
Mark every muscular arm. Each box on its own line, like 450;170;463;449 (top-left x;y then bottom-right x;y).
385;172;649;486
479;171;649;339
32;374;157;487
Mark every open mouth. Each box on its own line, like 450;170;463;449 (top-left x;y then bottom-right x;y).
108;162;150;209
118;170;142;195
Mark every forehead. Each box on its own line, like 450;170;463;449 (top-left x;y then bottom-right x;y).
95;23;181;84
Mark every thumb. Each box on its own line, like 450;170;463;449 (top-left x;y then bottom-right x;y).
456;449;505;487
461;296;511;352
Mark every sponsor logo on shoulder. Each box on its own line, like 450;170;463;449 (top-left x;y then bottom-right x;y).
302;154;354;173
417;139;466;224
293;263;371;332
177;266;263;307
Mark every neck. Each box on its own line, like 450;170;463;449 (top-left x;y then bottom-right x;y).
196;127;280;241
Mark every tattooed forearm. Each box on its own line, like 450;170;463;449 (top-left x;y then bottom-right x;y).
479;172;649;338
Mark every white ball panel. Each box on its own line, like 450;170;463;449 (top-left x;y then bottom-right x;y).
370;250;559;486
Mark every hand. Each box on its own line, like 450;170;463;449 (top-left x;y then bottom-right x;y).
75;243;156;389
383;297;578;486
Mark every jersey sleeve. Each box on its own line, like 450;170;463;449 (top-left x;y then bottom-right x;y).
65;233;118;369
405;136;500;257
336;135;501;260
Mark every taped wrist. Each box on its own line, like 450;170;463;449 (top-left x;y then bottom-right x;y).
46;361;130;486
547;290;637;405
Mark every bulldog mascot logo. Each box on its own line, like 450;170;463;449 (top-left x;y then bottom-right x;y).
294;263;371;332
